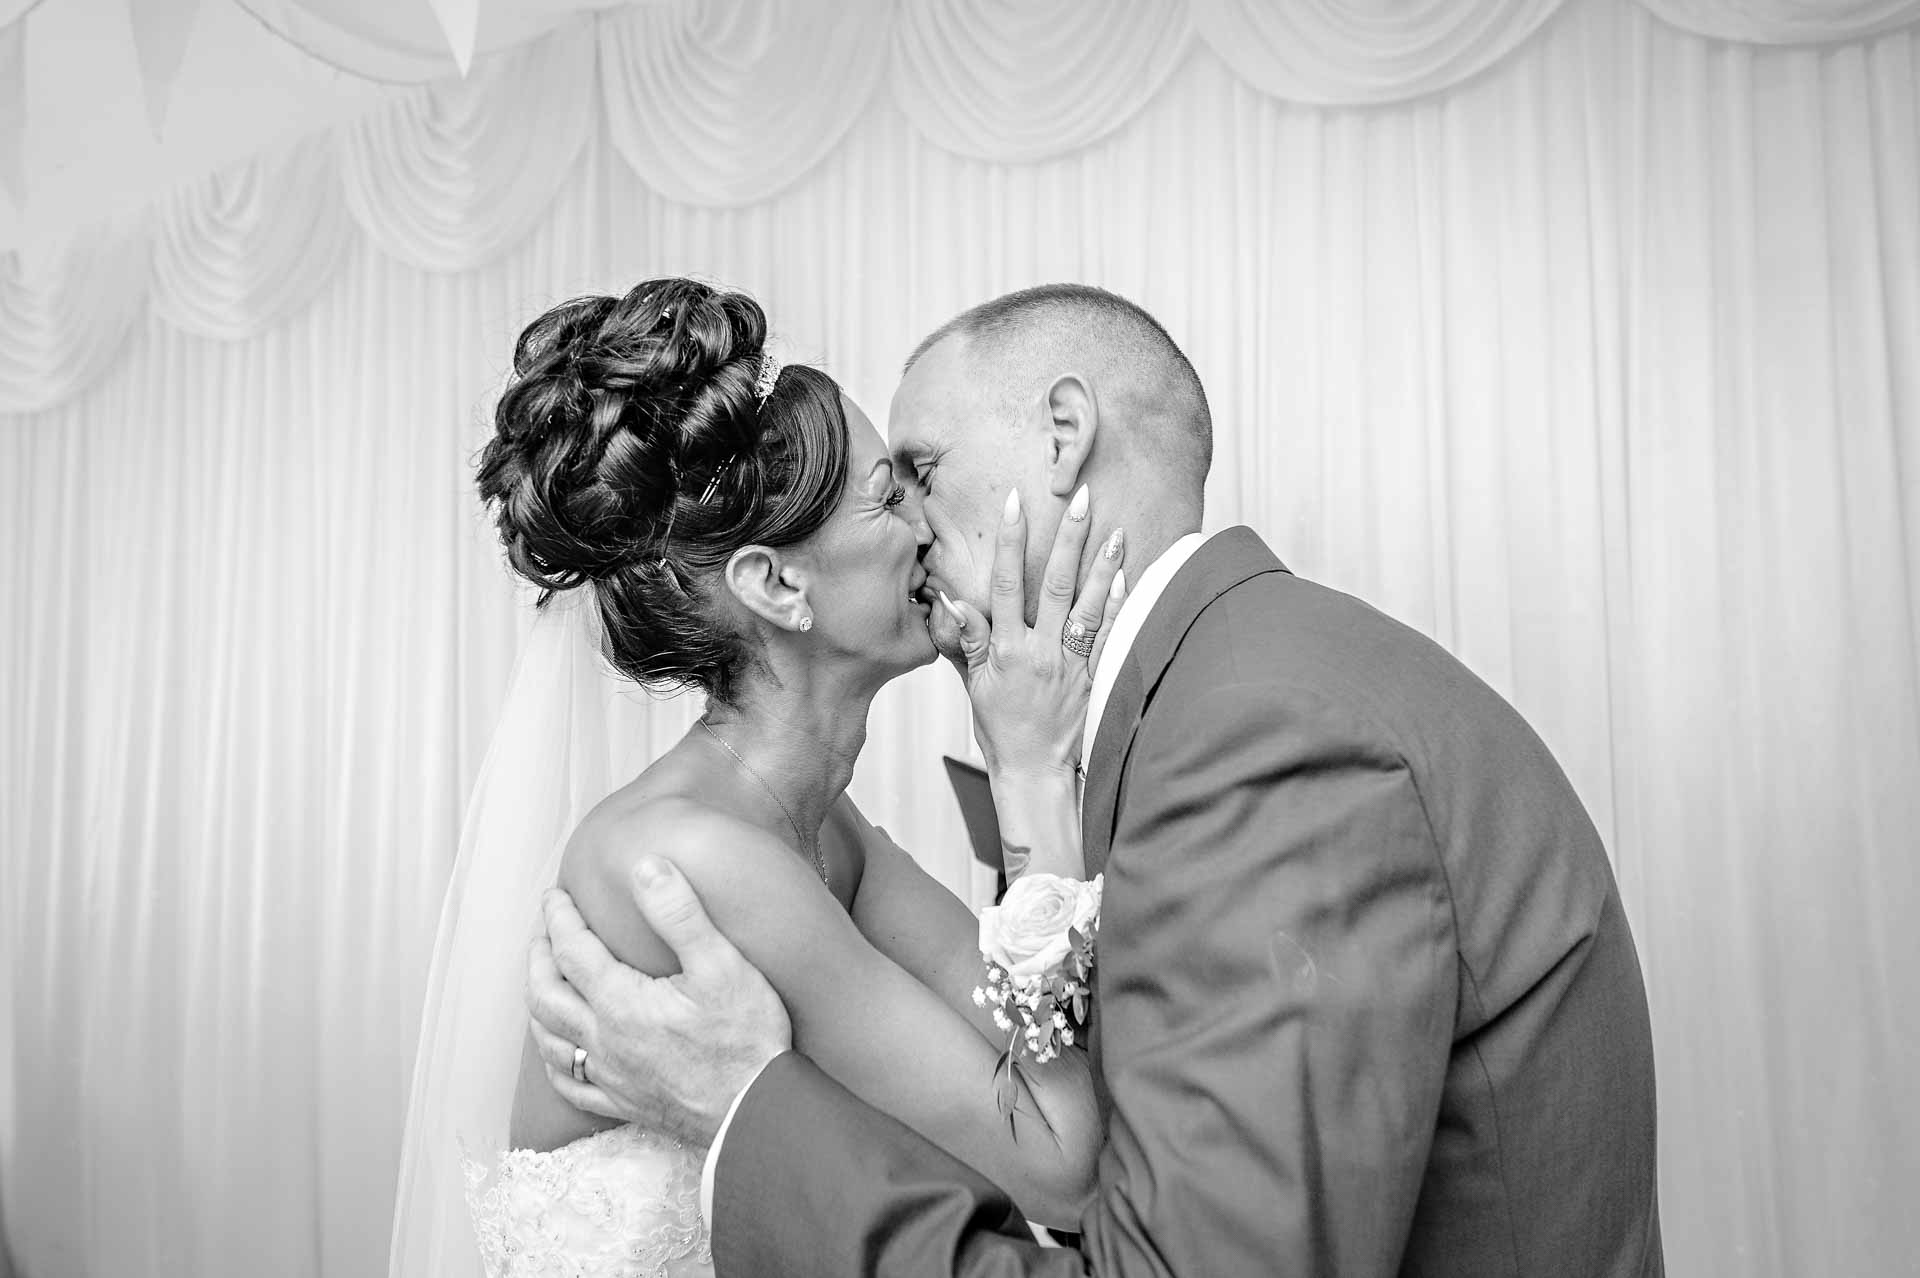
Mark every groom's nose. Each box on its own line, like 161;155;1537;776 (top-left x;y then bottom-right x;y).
914;539;949;589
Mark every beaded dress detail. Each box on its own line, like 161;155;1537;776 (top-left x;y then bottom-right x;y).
463;1125;713;1278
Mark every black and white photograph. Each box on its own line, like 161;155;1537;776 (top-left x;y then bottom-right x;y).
1;1;1915;1276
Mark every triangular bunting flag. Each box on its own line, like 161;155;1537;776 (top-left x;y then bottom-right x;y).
427;0;479;78
128;0;201;138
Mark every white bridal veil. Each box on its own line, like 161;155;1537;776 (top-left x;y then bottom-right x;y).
388;591;629;1278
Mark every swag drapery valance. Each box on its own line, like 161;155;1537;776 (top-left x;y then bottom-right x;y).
2;0;1918;414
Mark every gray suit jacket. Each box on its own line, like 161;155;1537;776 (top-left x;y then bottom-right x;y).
712;528;1663;1277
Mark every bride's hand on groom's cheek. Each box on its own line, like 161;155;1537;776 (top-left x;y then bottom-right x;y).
947;484;1127;776
525;858;792;1147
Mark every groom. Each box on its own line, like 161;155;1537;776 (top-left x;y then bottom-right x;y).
528;285;1664;1275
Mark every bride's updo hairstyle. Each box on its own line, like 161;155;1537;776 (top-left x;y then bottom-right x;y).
476;277;849;703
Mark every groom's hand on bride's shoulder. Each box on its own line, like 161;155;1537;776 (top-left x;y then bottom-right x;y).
525;856;792;1147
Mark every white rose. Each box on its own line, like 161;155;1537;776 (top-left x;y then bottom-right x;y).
978;873;1102;984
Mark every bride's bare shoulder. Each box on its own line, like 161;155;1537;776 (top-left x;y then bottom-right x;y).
575;788;766;856
556;792;819;978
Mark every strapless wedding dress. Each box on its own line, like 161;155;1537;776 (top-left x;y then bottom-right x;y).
463;1125;714;1277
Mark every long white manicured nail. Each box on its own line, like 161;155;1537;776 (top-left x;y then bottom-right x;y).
1066;485;1089;522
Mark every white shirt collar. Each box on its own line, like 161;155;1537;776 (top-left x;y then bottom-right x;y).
1080;530;1214;776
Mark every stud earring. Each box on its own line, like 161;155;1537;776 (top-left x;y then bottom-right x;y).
799;615;813;632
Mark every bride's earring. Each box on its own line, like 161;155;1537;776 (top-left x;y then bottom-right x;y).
798;615;813;632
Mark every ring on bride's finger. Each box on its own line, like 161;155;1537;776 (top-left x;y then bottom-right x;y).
1061;619;1097;658
570;1045;589;1085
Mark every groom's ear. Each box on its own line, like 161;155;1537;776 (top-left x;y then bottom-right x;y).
1042;373;1098;499
723;545;812;634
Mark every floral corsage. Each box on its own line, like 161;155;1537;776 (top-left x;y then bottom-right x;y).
971;873;1102;1119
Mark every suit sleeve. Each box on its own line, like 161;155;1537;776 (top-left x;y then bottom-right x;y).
712;682;1455;1278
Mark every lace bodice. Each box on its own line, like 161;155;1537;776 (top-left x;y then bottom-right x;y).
463;1125;713;1278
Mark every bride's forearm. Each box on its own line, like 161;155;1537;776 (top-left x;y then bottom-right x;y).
837;797;1101;1226
998;1046;1101;1227
988;767;1085;881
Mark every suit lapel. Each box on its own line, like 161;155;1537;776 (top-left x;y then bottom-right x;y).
1081;527;1288;878
1080;660;1140;881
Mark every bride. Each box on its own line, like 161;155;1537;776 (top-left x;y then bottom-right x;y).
389;278;1125;1277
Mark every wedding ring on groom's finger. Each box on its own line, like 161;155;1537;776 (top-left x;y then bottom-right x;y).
1061;619;1097;658
570;1045;589;1085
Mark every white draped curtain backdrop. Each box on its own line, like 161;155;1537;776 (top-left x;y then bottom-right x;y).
2;0;1917;1274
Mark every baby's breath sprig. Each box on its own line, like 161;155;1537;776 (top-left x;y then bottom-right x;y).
971;907;1098;1127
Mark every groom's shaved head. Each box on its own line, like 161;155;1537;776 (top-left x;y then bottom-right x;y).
906;284;1212;488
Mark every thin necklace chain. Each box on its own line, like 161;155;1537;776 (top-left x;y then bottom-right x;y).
697;717;829;889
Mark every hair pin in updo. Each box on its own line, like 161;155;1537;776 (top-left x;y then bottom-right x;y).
697;457;736;505
654;454;737;571
650;349;775;572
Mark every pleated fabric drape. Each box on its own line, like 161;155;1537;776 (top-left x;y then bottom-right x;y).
10;0;1920;415
2;1;1916;1276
